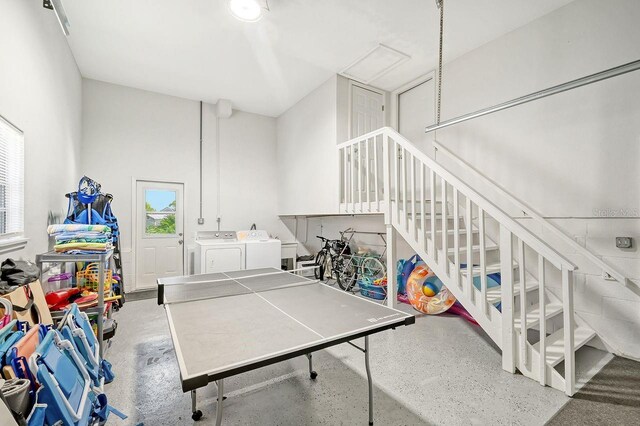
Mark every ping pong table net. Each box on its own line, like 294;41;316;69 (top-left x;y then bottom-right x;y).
157;270;317;305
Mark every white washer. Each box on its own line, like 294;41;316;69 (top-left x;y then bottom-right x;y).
195;231;246;274
238;230;282;270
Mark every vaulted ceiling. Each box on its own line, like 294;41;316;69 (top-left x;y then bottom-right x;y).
62;0;575;116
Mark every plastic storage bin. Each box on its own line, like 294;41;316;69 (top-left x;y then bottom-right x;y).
47;272;73;291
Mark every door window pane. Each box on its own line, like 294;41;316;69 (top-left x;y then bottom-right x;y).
145;189;176;234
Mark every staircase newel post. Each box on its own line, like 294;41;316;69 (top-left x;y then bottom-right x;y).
382;131;397;309
500;224;516;373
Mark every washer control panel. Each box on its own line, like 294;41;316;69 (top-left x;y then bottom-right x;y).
196;231;237;241
237;230;270;241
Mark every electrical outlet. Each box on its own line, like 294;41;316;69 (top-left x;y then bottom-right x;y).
615;237;633;249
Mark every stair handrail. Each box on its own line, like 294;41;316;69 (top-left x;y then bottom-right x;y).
339;127;577;272
337;127;386;149
432;139;630;287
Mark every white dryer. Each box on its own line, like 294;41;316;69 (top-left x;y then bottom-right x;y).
237;230;282;270
195;231;246;274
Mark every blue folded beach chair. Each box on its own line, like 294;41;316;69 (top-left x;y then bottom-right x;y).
58;304;114;390
28;330;126;425
28;330;93;426
6;325;48;388
0;321;25;377
0;320;23;353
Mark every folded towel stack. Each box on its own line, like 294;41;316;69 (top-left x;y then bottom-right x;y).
47;224;113;254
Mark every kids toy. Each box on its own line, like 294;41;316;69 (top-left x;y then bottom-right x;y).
397;254;421;295
422;281;439;297
359;277;387;300
406;264;456;314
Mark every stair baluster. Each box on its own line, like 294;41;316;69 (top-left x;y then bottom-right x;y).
538;255;547;386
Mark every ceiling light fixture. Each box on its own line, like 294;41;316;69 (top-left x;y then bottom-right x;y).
228;0;265;22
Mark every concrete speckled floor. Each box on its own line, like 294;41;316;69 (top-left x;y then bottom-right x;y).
547;356;640;426
103;297;602;425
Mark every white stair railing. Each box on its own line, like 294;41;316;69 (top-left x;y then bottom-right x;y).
433;140;630;288
338;129;385;214
338;127;580;395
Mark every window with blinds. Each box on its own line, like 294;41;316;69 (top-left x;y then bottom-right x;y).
0;115;24;238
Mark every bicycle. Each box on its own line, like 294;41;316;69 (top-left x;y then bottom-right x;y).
314;230;358;291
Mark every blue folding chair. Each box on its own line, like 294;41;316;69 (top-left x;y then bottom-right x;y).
28;330;93;426
0;321;25;377
0;320;23;352
6;325;49;389
28;330;126;425
58;304;114;390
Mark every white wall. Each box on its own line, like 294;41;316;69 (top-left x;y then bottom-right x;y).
81;79;291;286
276;76;340;215
395;0;640;358
436;0;640;218
0;1;82;260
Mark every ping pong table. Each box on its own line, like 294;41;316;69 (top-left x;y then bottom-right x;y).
157;267;415;425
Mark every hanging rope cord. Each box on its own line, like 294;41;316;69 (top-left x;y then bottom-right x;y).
436;0;444;125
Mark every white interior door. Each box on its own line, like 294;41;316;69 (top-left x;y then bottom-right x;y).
135;181;184;290
351;84;384;138
351;84;385;202
398;78;436;154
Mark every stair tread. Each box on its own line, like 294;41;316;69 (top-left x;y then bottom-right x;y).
446;242;499;254
424;228;475;236
533;327;597;367
460;262;517;276
514;302;563;329
405;213;460;219
485;280;539;304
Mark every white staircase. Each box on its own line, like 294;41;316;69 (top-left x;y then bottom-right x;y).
336;127;626;396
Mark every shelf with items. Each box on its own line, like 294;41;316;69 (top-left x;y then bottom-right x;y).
35;249;114;358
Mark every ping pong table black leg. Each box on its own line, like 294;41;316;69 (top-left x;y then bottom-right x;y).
305;353;318;380
365;336;373;425
191;390;203;421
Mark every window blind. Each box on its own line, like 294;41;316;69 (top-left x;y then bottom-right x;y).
0;115;24;237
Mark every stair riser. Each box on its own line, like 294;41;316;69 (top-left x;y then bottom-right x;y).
488;288;540;306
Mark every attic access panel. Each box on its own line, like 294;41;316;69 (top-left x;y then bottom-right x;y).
341;44;410;85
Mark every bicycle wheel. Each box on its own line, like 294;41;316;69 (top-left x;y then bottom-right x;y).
314;251;327;280
360;257;386;282
335;257;358;291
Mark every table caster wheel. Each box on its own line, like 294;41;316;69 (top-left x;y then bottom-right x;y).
192;410;203;421
310;371;318;380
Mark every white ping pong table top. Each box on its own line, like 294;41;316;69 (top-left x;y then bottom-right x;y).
158;267;415;392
